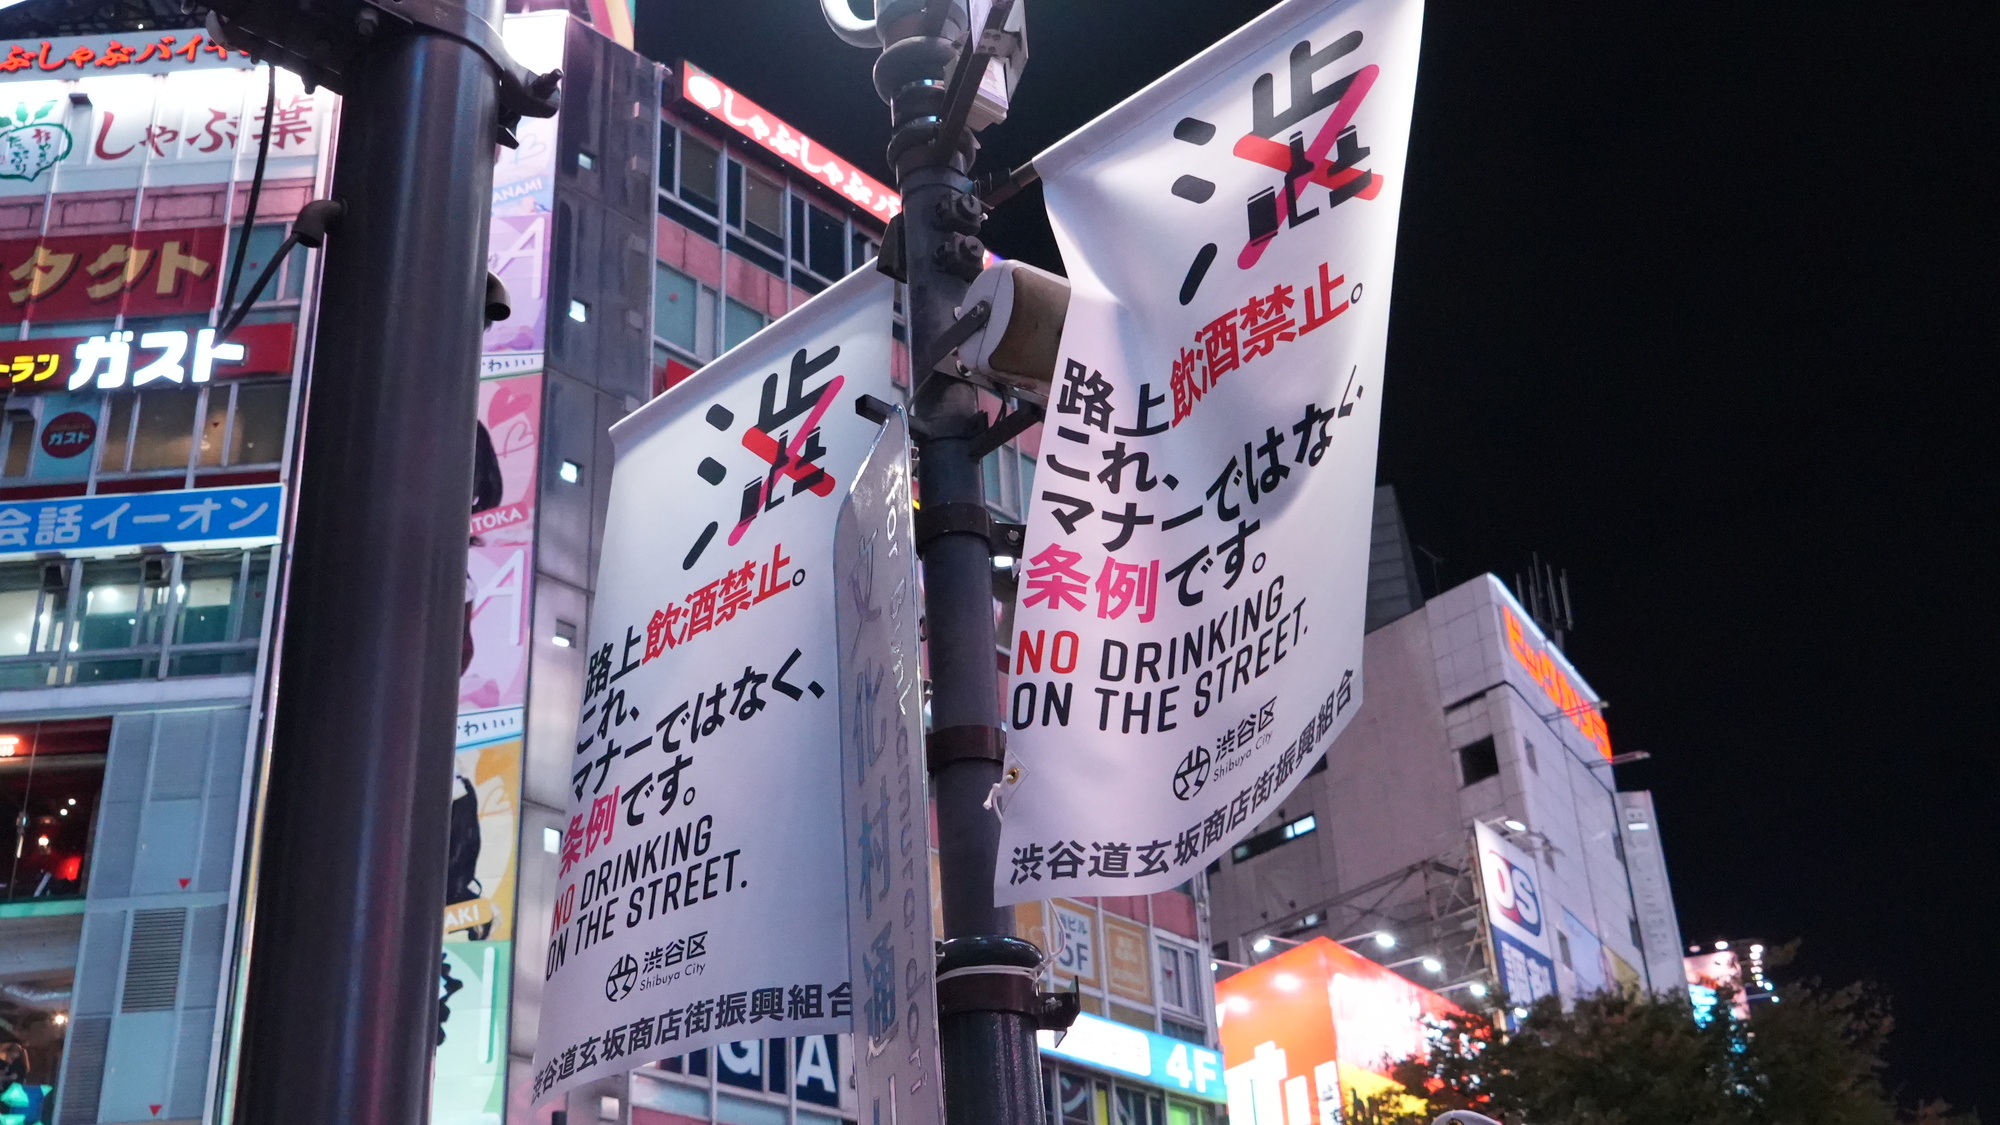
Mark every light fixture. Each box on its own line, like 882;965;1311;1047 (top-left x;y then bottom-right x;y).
1251;937;1273;954
553;620;578;649
559;459;583;484
1467;982;1488;998
551;634;572;648
68;798;76;805
1511;1007;1528;1019
1373;932;1396;950
543;827;562;854
568;299;589;322
1421;957;1442;974
577;152;595;170
1749;944;1764;955
992;555;1015;568
1715;941;1729;951
60;808;68;816
1502;819;1528;832
37;835;49;847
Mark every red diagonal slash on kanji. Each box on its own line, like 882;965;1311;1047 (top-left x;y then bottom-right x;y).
727;372;845;546
1233;62;1384;270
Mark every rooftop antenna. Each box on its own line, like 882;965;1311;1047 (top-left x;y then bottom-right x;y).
1515;553;1575;650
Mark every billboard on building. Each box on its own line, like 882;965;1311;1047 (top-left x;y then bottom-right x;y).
530;266;896;1104
1216;936;1459;1123
1683;949;1750;1024
1472;820;1558;1009
992;0;1424;902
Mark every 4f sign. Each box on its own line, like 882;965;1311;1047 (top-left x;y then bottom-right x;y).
68;327;244;390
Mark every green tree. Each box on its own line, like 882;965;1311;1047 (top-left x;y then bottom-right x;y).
1379;981;1933;1125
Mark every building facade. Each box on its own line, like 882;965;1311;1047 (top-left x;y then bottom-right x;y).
1206;487;1686;1016
0;10;1227;1125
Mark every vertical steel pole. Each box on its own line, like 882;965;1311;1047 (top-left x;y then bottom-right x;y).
874;4;1046;1123
234;2;501;1121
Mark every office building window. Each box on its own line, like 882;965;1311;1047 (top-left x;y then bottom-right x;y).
1156;940;1204;1019
679;132;722;215
0;717;109;904
723;299;767;352
0;549;270;688
1232;812;1316;863
741;167;785;251
1457;735;1500;786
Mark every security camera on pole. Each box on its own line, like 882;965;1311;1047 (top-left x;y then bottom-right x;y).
819;2;1060;1124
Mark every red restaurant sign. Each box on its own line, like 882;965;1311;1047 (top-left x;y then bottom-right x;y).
678;62;901;222
2;320;294;393
4;226;227;324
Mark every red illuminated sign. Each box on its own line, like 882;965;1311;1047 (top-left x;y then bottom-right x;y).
1501;605;1612;760
1;32;249;75
678;62;901;222
4;226;228;323
1;320;295;394
1217;938;1463;1123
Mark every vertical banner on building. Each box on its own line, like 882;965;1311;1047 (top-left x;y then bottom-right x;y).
530;267;895;1104
833;413;946;1125
483;12;566;377
1472;821;1558;1009
994;0;1424;903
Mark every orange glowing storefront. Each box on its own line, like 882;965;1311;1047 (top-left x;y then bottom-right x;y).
1216;938;1464;1125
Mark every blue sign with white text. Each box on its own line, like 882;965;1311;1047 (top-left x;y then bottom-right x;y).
0;483;283;558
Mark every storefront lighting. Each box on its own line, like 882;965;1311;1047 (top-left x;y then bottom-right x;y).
37;835;49;847
551;634;572;648
993;555;1015;568
544;827;562;853
1715;941;1729;951
0;735;19;758
53;1012;68;1026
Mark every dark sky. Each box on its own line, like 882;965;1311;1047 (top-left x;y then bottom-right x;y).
642;0;1992;1111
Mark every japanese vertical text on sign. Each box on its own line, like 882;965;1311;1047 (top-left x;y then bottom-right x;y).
531;267;896;1104
994;0;1424;902
834;413;945;1125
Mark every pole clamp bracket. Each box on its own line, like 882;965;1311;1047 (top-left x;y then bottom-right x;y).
935;964;1038;1019
914;502;1024;558
925;724;1005;772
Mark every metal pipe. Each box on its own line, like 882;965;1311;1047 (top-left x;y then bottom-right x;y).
232;2;500;1120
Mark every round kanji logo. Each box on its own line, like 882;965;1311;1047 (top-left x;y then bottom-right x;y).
40;412;96;459
604;953;639;1002
1172;745;1210;801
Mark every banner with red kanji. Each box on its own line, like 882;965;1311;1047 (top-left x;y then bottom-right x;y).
530;266;895;1105
994;0;1424;903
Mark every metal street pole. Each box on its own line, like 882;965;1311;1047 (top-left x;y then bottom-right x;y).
233;1;503;1120
870;3;1047;1123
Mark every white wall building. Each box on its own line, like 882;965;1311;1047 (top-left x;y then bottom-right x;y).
1206;488;1684;1008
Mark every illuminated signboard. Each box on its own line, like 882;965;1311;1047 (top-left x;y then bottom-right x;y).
678;62;901;222
1500;604;1612;760
2;320;293;393
1037;1012;1226;1104
0;482;283;558
1217;938;1462;1124
1;31;253;77
3;227;229;322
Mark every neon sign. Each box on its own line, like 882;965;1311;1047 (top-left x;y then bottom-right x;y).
1501;605;1612;760
678;62;900;222
2;320;293;393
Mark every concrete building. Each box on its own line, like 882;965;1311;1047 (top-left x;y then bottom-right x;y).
1206;487;1686;1013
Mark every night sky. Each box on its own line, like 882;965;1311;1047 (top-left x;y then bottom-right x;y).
643;0;1990;1111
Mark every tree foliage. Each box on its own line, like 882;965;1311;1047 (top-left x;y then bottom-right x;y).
1376;981;1952;1125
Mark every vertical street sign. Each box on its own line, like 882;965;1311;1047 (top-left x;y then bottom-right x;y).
834;412;948;1125
992;0;1426;902
531;267;895;1104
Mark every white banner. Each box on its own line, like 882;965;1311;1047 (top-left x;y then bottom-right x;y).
1473;821;1559;1006
834;412;946;1125
531;267;894;1104
994;0;1424;903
